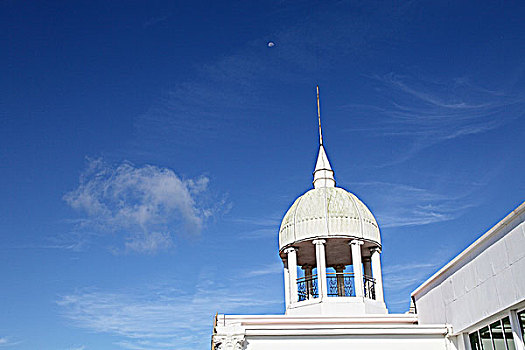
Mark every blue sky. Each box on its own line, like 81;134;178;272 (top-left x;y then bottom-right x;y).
1;1;524;349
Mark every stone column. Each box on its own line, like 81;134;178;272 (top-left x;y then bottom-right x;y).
313;239;328;299
370;247;384;302
283;260;290;307
284;247;298;303
335;265;345;297
509;310;525;350
350;240;364;297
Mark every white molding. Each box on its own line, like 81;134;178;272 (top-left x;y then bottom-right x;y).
412;201;525;298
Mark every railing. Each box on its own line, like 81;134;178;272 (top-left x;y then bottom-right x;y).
297;275;318;301
364;275;376;300
327;272;355;297
296;273;376;301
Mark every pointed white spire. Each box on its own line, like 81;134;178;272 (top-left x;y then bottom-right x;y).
313;86;336;189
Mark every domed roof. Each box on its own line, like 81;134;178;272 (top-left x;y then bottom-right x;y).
279;187;381;251
279;86;381;251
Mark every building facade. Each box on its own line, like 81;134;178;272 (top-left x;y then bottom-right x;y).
211;94;525;350
412;202;525;350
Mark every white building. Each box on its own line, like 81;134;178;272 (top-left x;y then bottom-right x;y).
412;202;525;350
211;93;525;350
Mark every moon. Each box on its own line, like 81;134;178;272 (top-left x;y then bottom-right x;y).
267;41;275;47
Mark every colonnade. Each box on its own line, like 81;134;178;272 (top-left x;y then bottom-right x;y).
283;239;384;306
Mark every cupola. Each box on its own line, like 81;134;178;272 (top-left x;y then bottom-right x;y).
279;87;387;316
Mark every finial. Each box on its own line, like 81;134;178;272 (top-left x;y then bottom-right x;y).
317;85;323;146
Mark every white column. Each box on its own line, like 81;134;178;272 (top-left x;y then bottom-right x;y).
283;260;290;308
313;239;327;299
370;247;384;302
350;240;364;298
284;247;298;303
457;332;469;350
509;309;525;350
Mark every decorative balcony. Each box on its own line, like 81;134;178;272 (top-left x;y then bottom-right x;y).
297;274;376;302
327;272;355;297
297;275;319;301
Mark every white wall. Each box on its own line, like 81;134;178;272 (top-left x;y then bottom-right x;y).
213;314;451;350
413;209;525;333
246;335;448;350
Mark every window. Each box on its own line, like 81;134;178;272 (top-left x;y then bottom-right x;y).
480;326;494;350
519;310;525;341
491;320;506;350
470;331;482;350
502;317;515;350
469;316;516;350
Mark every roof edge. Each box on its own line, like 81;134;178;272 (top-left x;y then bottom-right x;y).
411;201;525;298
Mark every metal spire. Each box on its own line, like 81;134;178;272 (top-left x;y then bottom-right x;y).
317;85;323;146
313;85;335;189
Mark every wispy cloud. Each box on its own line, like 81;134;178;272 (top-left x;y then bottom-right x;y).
229;216;280;240
355;181;477;228
132;2;415;153
383;259;447;310
383;262;440;290
376;74;522;139
62;158;225;254
344;74;525;165
244;262;283;277
143;14;170;28
57;275;281;350
68;346;86;350
133;49;265;150
0;337;22;347
229;217;280;227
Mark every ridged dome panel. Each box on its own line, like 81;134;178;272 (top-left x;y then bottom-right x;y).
279;187;380;250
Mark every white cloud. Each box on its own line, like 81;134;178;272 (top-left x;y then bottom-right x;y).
244;262;283;277
57;275;281;350
229;216;281;240
343;74;525;165
382;260;445;311
63;158;219;253
68;346;86;350
0;337;22;347
383;263;440;290
375;73;522;140
355;181;476;228
132;2;413;152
